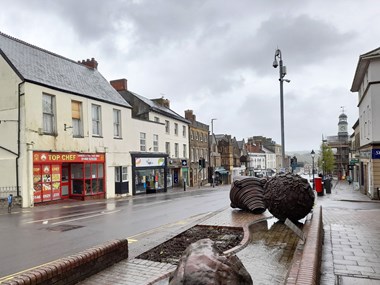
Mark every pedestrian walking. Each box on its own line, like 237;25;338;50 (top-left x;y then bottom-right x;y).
7;194;13;213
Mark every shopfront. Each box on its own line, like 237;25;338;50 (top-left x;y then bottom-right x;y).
131;153;168;195
33;151;106;203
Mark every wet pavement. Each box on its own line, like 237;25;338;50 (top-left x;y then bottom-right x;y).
318;180;380;285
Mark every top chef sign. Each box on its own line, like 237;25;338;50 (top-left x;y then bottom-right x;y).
33;151;105;163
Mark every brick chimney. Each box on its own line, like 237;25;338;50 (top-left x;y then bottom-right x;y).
110;79;128;91
79;58;98;69
185;110;196;122
152;97;170;108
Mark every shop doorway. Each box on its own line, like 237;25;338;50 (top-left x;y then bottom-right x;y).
61;164;70;199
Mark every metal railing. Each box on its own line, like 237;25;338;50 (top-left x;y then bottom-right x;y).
0;186;22;208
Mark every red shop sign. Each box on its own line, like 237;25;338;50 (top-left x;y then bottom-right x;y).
33;152;105;163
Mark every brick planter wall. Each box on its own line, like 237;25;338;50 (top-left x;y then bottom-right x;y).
1;239;128;285
285;206;323;285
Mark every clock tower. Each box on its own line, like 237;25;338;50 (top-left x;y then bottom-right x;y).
338;109;348;138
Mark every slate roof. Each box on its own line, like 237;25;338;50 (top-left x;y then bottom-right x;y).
0;32;130;108
126;91;189;124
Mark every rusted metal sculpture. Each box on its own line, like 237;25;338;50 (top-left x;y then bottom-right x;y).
263;173;315;222
230;176;267;214
169;238;253;285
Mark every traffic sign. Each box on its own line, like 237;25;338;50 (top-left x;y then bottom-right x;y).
181;159;188;167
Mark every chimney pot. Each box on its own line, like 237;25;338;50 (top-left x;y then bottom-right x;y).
79;58;98;69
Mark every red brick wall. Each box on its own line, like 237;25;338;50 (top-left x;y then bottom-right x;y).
2;239;128;285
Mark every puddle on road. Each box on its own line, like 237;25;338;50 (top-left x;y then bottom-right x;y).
236;217;301;284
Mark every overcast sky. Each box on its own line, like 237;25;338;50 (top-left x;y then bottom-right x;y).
1;0;378;152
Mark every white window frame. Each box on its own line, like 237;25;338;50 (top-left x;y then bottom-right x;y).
174;123;178;135
71;100;83;137
140;132;146;151
113;109;122;138
42;94;56;134
183;144;187;158
175;143;179;158
153;134;159;152
115;166;128;182
166;142;170;156
92;104;102;136
122;166;128;181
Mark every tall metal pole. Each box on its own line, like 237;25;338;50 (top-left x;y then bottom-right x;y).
273;49;288;172
211;118;217;187
279;57;285;171
312;156;315;189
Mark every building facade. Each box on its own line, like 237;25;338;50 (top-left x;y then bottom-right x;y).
111;79;190;191
351;47;380;199
0;32;134;207
184;110;209;187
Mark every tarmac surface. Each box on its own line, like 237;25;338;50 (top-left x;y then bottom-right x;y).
2;178;380;284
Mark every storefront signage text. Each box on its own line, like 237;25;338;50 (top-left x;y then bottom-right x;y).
135;157;165;167
372;149;380;159
33;152;105;163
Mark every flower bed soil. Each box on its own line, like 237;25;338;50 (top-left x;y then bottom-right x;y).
136;225;244;265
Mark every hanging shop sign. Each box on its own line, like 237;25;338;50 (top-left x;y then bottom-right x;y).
33;152;105;163
372;149;380;159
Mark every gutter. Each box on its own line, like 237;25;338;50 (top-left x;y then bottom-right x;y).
16;81;24;197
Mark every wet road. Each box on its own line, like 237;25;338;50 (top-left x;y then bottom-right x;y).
0;186;230;278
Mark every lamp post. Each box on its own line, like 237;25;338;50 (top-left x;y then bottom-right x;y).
273;48;290;171
311;150;315;190
211;118;217;187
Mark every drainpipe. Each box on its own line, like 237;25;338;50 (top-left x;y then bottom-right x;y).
16;81;24;197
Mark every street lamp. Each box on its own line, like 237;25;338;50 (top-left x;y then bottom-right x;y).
211;118;217;187
311;149;315;190
273;48;290;171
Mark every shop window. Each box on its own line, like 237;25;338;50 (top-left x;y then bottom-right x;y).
98;164;104;178
42;94;56;135
85;164;91;178
71;163;104;196
72;180;84;195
